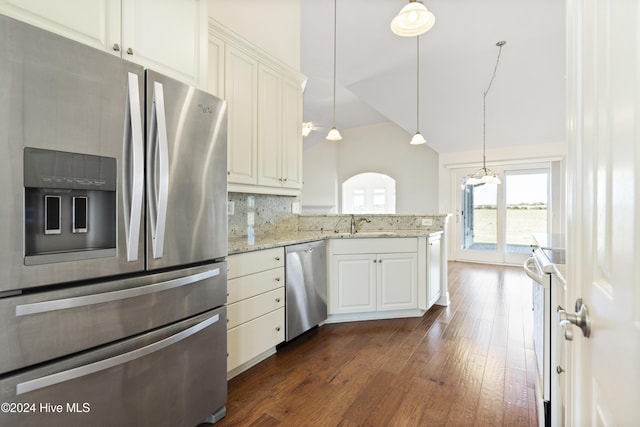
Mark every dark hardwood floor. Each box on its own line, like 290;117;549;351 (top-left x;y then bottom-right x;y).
210;261;537;427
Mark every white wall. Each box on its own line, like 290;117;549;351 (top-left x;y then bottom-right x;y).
207;0;300;70
300;141;338;213
302;121;440;214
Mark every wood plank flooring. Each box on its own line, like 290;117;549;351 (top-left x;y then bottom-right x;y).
208;261;538;427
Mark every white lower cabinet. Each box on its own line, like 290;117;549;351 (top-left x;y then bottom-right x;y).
330;238;418;317
226;247;285;377
427;233;442;307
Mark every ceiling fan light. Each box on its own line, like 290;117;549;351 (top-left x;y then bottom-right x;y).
410;132;426;145
326;127;343;141
391;1;435;37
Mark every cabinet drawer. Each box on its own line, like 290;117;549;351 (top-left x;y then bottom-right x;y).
227;288;284;329
228;247;284;279
227;307;284;372
227;267;284;304
331;237;417;255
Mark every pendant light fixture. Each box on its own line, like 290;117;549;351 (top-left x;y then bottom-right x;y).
326;0;342;141
464;41;507;186
391;0;436;37
410;35;426;145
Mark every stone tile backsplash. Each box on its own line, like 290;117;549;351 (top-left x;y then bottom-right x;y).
228;193;450;239
228;192;299;238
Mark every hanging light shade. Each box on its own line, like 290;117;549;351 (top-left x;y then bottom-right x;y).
326;0;342;141
326;127;342;141
463;41;507;187
391;0;436;37
410;35;427;145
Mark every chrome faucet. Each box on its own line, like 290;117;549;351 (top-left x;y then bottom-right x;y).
351;216;371;234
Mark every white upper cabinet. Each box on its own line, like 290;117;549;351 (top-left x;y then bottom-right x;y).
208;19;305;196
121;0;206;86
0;0;121;52
225;45;258;185
0;0;207;87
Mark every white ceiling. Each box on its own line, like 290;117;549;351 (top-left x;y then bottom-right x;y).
300;0;566;153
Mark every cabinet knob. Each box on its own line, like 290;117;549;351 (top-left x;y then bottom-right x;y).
126;47;134;55
275;277;281;282
227;171;231;175
275;256;281;261
373;260;376;263
276;298;281;303
275;326;281;332
112;43;121;52
283;178;288;182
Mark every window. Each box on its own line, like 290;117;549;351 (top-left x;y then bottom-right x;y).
342;173;396;214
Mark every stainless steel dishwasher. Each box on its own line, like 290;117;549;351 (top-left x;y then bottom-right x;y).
285;240;327;341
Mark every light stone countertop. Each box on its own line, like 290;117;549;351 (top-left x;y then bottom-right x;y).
228;229;443;255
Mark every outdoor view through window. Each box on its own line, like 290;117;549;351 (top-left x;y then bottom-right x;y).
462;171;548;255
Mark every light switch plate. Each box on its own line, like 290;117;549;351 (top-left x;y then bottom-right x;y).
421;218;433;226
228;201;235;215
247;212;255;226
291;201;301;214
247;196;255;208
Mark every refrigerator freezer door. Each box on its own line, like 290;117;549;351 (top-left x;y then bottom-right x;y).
0;308;227;427
145;70;228;270
0;262;227;375
0;16;145;291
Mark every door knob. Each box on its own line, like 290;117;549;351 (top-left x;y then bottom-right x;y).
557;298;591;340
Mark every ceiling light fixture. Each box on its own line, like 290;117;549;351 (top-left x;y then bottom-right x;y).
410;35;426;145
391;0;435;37
464;40;507;186
326;0;342;141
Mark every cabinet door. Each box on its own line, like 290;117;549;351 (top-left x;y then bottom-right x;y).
281;76;303;189
377;253;418;311
257;64;282;187
427;236;441;306
331;254;376;314
0;0;120;53
207;34;225;98
122;0;206;86
225;45;258;185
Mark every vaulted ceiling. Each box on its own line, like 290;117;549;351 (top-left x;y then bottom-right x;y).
300;0;566;153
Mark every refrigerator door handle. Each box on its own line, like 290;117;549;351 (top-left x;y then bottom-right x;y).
123;72;144;262
148;81;170;259
15;268;220;316
15;313;220;395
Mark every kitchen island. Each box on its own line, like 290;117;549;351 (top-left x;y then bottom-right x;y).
225;213;451;378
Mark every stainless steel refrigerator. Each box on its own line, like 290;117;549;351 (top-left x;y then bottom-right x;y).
0;15;228;426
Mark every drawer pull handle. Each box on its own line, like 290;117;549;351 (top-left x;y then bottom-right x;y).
16;313;220;395
16;268;220;316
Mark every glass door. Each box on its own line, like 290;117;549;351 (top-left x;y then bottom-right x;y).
504;170;549;264
454;165;550;264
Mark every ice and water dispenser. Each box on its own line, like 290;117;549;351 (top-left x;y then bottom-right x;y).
24;148;117;265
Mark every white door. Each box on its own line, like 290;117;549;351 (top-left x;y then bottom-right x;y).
565;0;640;425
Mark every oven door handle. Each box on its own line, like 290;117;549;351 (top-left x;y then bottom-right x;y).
15;268;220;316
15;313;220;395
523;256;544;283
